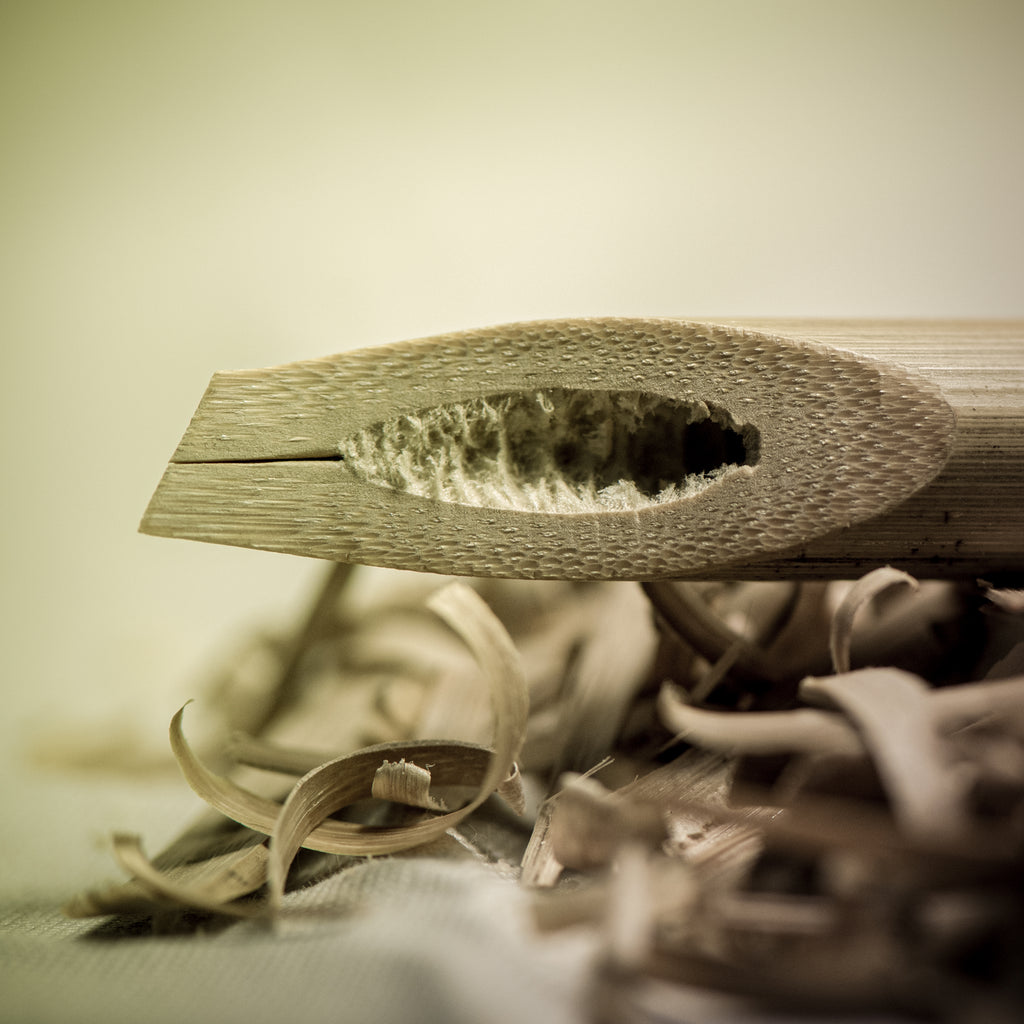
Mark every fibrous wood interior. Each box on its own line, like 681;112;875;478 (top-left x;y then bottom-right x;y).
339;389;757;513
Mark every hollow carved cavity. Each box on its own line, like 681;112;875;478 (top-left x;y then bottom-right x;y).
339;389;759;513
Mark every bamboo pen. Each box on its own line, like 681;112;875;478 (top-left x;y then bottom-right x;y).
141;318;1024;580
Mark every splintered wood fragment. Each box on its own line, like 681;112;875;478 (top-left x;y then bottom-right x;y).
520;798;565;888
547;775;668;870
140;318;1024;580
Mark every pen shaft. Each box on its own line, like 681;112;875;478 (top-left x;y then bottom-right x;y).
141;319;1024;580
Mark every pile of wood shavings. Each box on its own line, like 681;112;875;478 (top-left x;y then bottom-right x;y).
68;566;1024;1021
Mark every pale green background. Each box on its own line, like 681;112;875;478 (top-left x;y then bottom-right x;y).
2;0;1022;902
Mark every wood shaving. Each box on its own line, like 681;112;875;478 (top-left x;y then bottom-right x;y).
69;565;1024;1020
828;565;919;673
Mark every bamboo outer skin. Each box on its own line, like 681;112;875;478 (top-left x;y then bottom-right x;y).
141;319;1024;581
715;319;1024;579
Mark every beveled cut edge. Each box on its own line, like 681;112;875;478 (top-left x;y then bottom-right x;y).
142;318;958;579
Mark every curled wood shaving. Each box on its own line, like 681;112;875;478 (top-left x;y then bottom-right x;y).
172;723;520;854
107;834;268;918
264;582;529;907
70;563;1024;1014
64;838;271;918
496;762;527;816
550;583;659;775
829;566;918;674
371;759;449;811
163;584;527;913
230;726;527;813
642;581;781;684
414;667;493;746
687;642;745;705
801;668;969;844
657;683;863;757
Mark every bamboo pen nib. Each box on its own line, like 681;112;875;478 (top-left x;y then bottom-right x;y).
139;318;975;580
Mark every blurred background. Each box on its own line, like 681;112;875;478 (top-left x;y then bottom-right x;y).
2;0;1022;899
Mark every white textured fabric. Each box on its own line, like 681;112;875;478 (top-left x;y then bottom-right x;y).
1;855;918;1024
2;859;595;1024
